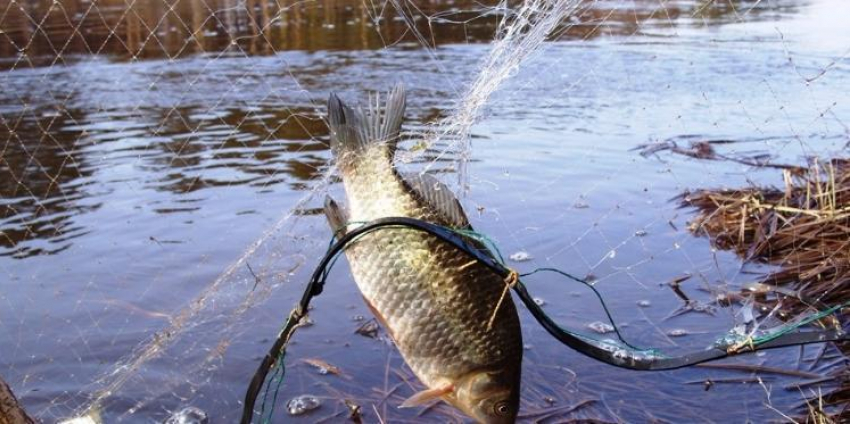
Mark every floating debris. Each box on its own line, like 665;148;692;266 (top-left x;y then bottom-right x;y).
634;230;648;237
713;292;736;307
355;319;380;339
287;395;321;416
302;358;343;376
573;201;590;209
587;321;614;334
665;300;716;320
351;314;365;322
509;251;533;262
637;300;651;307
666;274;693;301
742;282;774;295
164;407;208;424
344;399;362;422
667;329;689;337
533;297;546;306
634;138;787;169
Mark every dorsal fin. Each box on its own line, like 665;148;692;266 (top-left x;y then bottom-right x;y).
327;85;406;162
401;172;469;228
401;173;501;261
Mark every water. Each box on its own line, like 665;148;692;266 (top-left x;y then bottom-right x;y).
2;0;849;422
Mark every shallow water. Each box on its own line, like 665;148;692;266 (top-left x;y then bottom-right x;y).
2;0;849;422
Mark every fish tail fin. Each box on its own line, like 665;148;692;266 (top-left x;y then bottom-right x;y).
327;84;406;164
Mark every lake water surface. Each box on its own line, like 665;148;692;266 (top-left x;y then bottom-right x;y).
2;0;849;422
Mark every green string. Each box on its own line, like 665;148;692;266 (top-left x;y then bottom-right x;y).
519;267;655;353
452;227;507;264
751;301;849;346
258;319;291;423
255;222;847;421
447;228;656;354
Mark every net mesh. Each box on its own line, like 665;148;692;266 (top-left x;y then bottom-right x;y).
1;0;848;422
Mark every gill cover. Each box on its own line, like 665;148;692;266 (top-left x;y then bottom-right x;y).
454;370;520;424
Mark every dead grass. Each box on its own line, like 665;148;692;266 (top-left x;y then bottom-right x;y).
682;158;850;310
681;157;849;420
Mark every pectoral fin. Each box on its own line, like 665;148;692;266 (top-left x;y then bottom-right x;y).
399;384;455;408
324;195;349;237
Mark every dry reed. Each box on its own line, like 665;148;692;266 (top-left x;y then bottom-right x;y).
681;157;849;419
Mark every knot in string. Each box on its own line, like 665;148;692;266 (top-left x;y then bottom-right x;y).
726;336;756;354
487;269;519;331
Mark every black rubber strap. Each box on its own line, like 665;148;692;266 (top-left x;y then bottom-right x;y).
358;218;848;370
240;217;848;423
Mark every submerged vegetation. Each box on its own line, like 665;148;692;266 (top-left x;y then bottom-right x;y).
681;158;850;419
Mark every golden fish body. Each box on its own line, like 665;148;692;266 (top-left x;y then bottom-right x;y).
323;86;522;423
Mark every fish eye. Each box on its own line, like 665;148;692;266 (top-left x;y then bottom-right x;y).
493;400;511;416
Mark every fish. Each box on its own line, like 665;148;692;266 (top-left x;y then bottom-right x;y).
323;85;523;423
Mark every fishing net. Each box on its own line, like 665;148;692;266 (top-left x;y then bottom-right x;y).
1;0;848;422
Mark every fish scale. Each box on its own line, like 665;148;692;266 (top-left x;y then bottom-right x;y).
347;225;520;381
324;85;522;423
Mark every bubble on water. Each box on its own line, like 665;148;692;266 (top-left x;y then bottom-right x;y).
351;314;364;322
637;300;651;307
509;251;533;262
287;395;321;416
667;329;688;337
587;321;614;334
164;407;209;424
